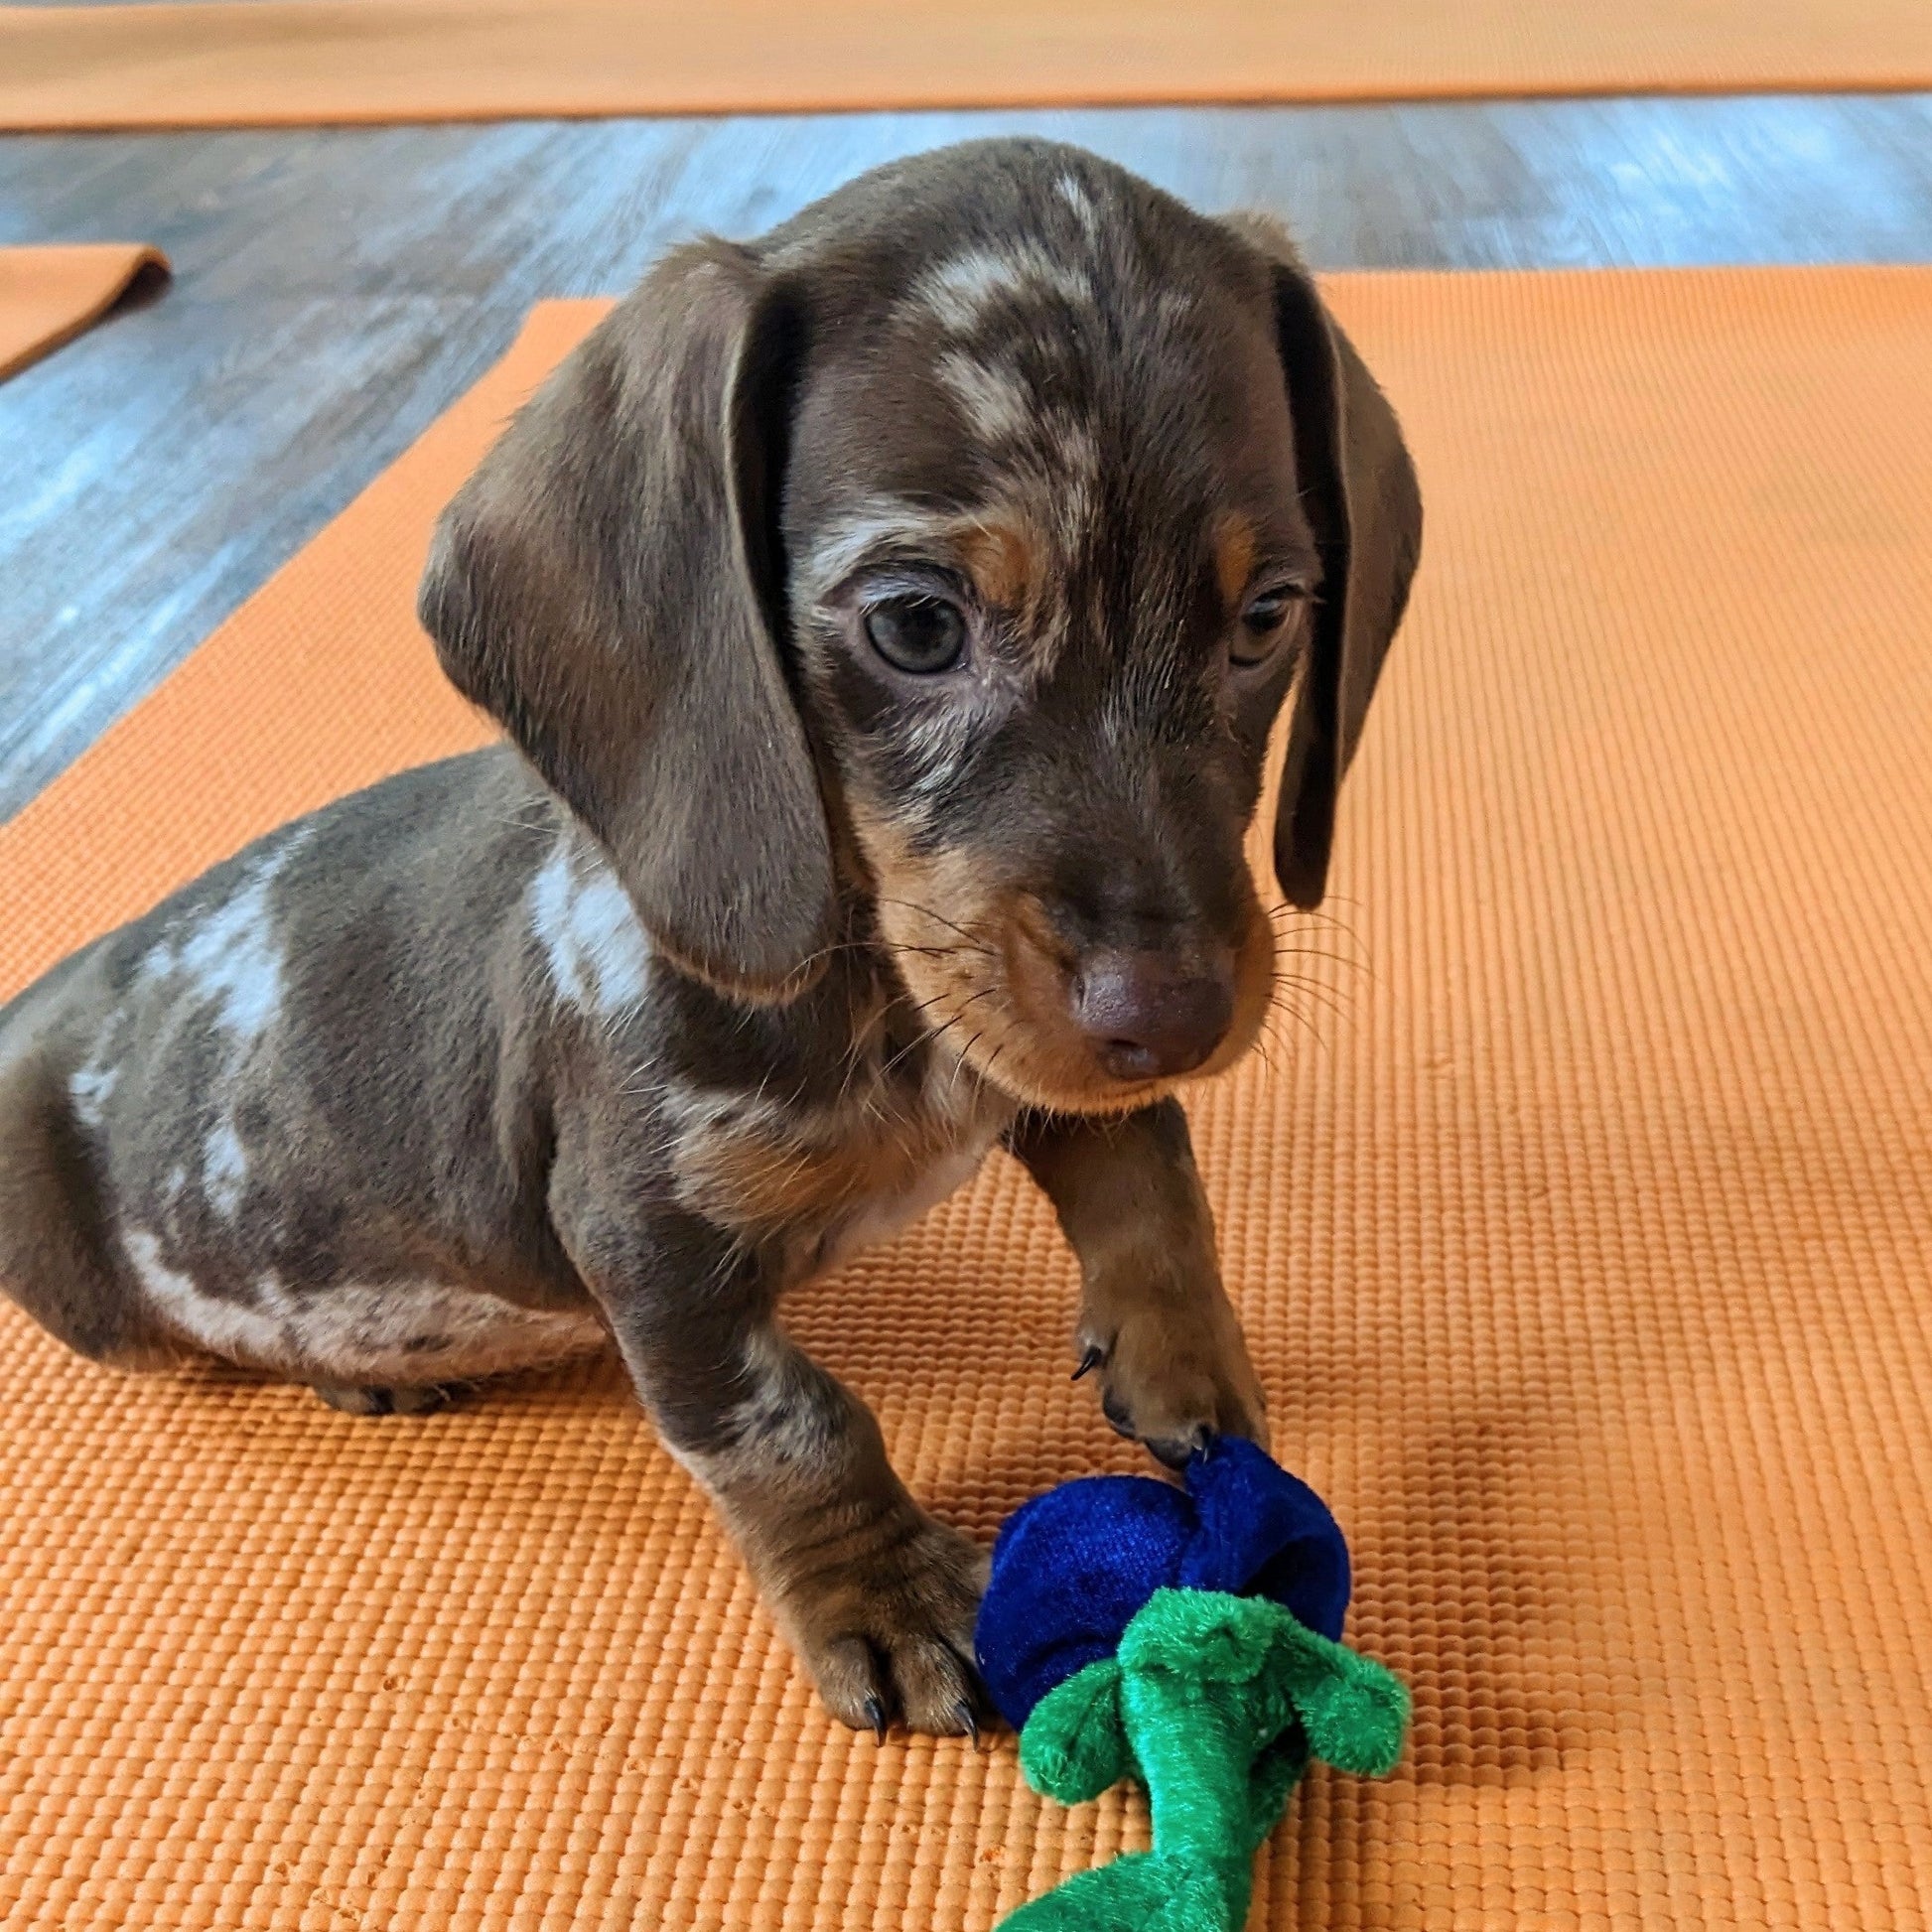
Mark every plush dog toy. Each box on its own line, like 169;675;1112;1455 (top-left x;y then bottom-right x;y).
974;1439;1410;1932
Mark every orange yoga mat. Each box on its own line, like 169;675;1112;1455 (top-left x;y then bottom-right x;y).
0;243;168;382
4;268;1931;1928
4;0;1932;130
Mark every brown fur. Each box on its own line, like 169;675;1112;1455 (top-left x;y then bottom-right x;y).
0;140;1420;1737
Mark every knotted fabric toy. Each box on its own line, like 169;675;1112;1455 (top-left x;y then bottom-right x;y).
974;1439;1409;1932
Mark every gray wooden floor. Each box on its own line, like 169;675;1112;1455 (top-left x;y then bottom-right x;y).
3;93;1931;819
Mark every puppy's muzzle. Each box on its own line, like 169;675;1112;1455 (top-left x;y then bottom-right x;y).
1068;945;1237;1082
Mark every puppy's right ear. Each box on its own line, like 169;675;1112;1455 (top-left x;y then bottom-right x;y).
419;239;834;1000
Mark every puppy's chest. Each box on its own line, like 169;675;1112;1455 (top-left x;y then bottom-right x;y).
666;1052;1013;1278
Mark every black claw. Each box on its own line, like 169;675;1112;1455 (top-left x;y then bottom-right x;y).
865;1695;890;1743
957;1701;980;1746
1071;1344;1105;1382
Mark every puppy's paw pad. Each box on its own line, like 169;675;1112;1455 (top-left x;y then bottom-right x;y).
787;1518;990;1738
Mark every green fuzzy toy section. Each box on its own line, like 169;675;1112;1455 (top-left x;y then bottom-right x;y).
1002;1589;1410;1932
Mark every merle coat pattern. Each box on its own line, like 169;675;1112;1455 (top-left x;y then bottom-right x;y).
0;141;1420;1736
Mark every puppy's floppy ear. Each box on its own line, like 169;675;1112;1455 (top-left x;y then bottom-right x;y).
419;238;833;999
1223;215;1423;910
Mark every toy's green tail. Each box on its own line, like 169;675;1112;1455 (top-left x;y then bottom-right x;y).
997;1849;1245;1932
1000;1590;1409;1932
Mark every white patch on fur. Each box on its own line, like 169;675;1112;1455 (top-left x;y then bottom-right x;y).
1056;172;1103;245
1041;420;1104;544
912;244;1091;335
69;1053;118;1130
254;1273;607;1384
203;1114;249;1217
937;348;1033;443
180;888;282;1042
656;1080;800;1164
128;835;310;1220
800;496;938;598
142;833;306;1049
528;841;651;1017
122;1228;606;1382
123;1228;271;1362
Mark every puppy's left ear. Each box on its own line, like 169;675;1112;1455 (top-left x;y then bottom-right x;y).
419;239;834;1000
1222;216;1424;910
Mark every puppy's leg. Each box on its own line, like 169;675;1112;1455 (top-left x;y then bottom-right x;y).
555;1192;985;1737
1010;1098;1267;1469
0;1035;176;1370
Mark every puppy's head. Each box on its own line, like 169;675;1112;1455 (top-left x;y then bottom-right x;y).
421;140;1420;1114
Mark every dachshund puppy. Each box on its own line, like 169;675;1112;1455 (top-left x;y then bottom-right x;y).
0;140;1419;1736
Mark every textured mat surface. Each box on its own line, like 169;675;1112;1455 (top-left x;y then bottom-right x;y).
3;270;1932;1929
0;243;167;382
4;0;1931;129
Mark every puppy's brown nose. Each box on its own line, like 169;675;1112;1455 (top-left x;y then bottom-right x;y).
1071;949;1235;1082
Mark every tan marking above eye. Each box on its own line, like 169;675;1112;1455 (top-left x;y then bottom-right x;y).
957;517;1044;615
1211;511;1259;611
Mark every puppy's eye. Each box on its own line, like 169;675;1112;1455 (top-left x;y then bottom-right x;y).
1230;585;1307;667
864;595;968;674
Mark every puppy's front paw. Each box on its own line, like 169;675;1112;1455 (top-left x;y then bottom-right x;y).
1078;1296;1268;1470
774;1510;990;1738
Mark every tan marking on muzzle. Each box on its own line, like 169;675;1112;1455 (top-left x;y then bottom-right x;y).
853;785;1280;1116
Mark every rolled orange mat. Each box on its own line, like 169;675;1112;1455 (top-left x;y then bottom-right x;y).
0;243;168;382
3;269;1930;1928
2;0;1930;130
